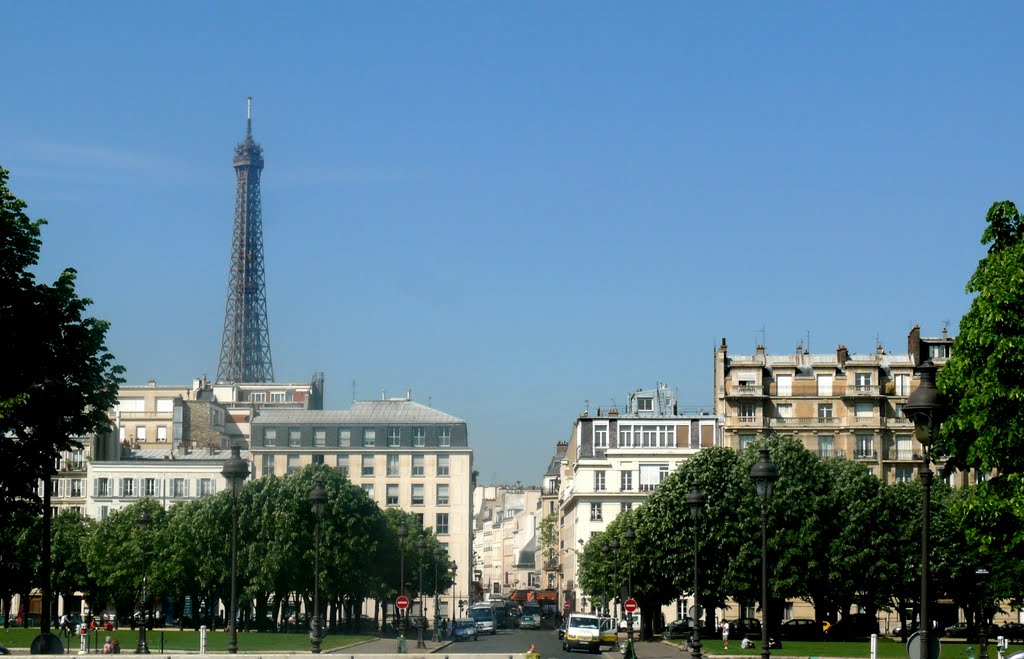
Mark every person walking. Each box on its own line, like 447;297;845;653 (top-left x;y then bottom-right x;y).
102;636;113;654
721;620;730;650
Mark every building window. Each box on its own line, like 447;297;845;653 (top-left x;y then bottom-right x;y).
415;513;424;527
738;402;757;421
263;454;275;476
776;404;793;420
622;502;632;512
71;479;84;497
594;471;606;492
854;373;872;388
287;455;300;474
336;454;349;478
437;455;450;477
314;428;327;447
271;391;286;403
264;428;277;446
929;344;951;359
100;505;109;520
739;433;755;450
412;455;425;477
412;484;425;506
250;392;266;403
136;426;147;442
156;426;168;442
338;428;351;447
590;503;603;521
618;426;633;448
637;397;653;412
362;484;374;498
855;402;873;418
817;404;833;420
817;435;834;458
436;513;449;535
776;375;793;396
817;375;833;396
120;478;136;497
362;454;375;476
413;427;425;447
171;478;186;498
386;484;400;505
312;454;324;465
363;428;376;447
895;374;910;396
438;426;451;447
594;425;608;449
387;454;400;477
856;434;874;459
388;426;401;447
620;471;633;491
289;428;301;447
198;478;215;496
437;484;449;505
895;465;913;483
639;464;666;492
896;434;913;461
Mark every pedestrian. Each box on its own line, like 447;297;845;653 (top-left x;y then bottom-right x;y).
112;639;121;654
102;636;113;654
721;620;730;650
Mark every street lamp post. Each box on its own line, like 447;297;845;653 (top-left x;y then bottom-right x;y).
687;486;706;659
432;546;442;642
624;526;636;643
135;509;152;654
904;361;943;659
750;446;779;659
416;537;427;649
976;567;990;659
397;524;408;644
610;539;621;621
221;443;250;655
308;480;327;654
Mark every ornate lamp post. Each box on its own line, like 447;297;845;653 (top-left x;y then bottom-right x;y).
623;526;636;643
610;539;621;620
687;486;706;659
975;567;990;659
432;545;442;642
903;361;943;659
135;509;152;654
416;536;427;649
750;447;779;659
308;480;327;654
221;443;249;654
397;524;408;644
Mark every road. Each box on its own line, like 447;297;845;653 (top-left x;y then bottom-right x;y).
442;625;679;659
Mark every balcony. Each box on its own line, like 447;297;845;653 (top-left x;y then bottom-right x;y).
726;385;765;398
113;411;174;420
886;417;913;427
817;448;846;459
854;450;877;460
771;417;839;426
842;385;880;398
884;449;921;461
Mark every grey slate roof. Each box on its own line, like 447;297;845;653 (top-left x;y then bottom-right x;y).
253;400;465;425
119;448;251;462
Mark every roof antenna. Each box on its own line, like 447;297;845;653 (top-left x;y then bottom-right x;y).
246;96;253;138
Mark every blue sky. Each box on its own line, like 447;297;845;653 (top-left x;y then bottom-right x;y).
3;3;1021;484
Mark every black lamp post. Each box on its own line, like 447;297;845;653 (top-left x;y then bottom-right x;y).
416;536;427;649
432;546;442;642
975;567;990;659
308;480;327;654
610;539;621;620
750;447;779;659
397;524;408;643
221;443;249;654
687;486;706;659
135;509;152;654
624;526;636;643
903;361;943;659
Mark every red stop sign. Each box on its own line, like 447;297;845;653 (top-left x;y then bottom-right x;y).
563;602;571;610
396;596;410;610
624;598;638;613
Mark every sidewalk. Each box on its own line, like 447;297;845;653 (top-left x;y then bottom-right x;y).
329;636;454;654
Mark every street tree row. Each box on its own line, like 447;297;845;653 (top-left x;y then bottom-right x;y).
0;464;454;633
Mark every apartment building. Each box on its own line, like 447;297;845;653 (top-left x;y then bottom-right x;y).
248;396;473;616
558;384;720;616
472;485;542;598
714;325;960;485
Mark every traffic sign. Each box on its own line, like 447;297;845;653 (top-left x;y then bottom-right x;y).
906;631;941;659
563;602;571;610
396;596;410;610
624;599;638;613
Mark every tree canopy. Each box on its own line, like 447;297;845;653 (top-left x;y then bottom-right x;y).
0;166;124;527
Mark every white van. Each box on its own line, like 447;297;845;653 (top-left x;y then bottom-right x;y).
563;613;602;653
468;605;496;635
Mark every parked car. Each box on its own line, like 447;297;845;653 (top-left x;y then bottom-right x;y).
453;618;478;641
828;613;879;641
728;618;762;640
1000;622;1024;642
945;623;969;638
781;618;825;642
599;618;618;647
663;619;695;640
520;612;542;630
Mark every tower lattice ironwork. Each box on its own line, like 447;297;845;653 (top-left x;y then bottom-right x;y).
217;97;274;383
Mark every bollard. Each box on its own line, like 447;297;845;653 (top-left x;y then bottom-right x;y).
871;633;878;659
200;625;207;654
78;628;88;655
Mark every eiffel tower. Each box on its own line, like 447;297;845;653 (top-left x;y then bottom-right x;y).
217;97;274;383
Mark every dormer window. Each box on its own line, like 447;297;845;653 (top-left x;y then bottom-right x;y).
637;397;653;412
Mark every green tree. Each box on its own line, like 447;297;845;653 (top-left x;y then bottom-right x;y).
0;166;124;527
51;510;98;617
937;200;1024;601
